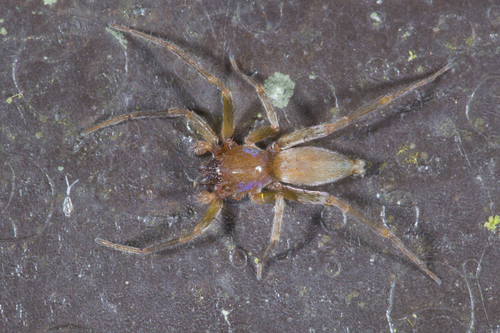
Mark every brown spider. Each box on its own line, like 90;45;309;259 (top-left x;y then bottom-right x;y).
83;24;450;284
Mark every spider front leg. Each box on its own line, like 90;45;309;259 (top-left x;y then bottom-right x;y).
230;57;280;144
254;186;441;284
276;63;452;150
82;108;218;153
96;198;223;254
110;24;235;140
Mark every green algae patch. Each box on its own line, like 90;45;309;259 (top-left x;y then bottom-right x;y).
484;215;500;231
264;72;295;108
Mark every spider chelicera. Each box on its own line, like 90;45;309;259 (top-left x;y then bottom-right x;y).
83;24;451;284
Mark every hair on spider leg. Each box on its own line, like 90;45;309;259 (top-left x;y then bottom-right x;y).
85;24;450;285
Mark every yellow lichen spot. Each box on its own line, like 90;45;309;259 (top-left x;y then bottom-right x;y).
397;144;409;155
396;143;422;165
484;215;500;231
330;107;339;117
0;27;7;36
466;36;474;47
445;42;457;50
319;234;330;247
370;12;383;27
345;292;359;305
406;317;415;327
436;118;457;137
405;151;419;165
40;115;47;123
35;132;43;139
194;285;203;303
408;50;417;61
461;130;473;142
6;92;23;104
472;118;485;132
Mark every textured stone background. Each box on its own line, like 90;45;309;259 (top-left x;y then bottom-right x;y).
1;0;498;332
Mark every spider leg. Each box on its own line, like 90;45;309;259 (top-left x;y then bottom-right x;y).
249;192;285;280
110;24;235;141
230;57;280;144
254;186;441;284
276;64;452;150
95;198;223;254
82;108;218;149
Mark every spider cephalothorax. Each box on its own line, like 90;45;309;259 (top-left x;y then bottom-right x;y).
83;24;450;283
200;145;273;198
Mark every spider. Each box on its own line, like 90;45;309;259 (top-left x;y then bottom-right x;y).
83;24;451;284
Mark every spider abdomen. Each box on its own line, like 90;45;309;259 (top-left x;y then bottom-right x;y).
202;145;273;193
272;147;365;186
